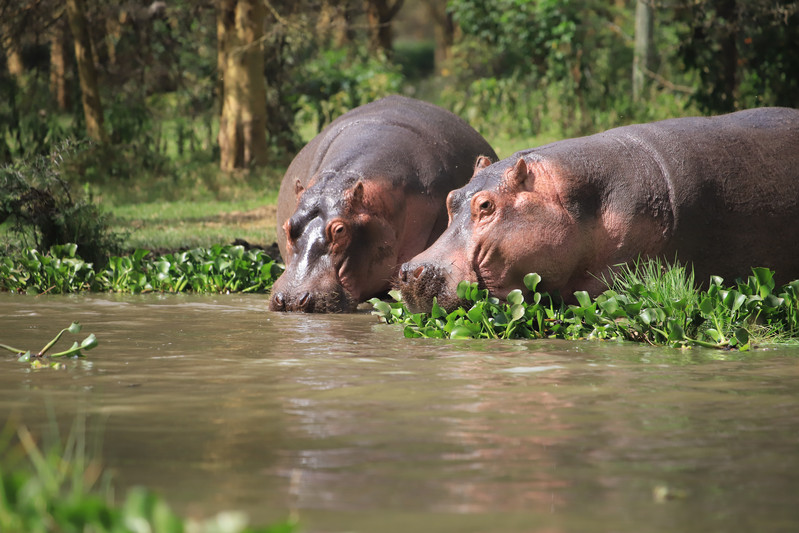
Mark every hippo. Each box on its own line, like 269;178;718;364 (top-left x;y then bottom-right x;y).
398;107;799;312
269;95;497;312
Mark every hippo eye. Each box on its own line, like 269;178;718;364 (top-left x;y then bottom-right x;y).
472;194;495;221
326;219;349;244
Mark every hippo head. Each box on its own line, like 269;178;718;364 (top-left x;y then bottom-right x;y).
270;173;401;313
398;156;594;313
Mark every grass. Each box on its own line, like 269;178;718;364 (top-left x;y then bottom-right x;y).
111;199;279;253
0;419;297;533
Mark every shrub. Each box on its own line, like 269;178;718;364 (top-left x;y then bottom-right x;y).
0;142;124;267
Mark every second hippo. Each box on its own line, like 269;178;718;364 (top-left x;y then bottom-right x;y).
398;107;799;312
270;95;496;312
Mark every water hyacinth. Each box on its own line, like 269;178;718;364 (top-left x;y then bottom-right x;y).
0;243;283;295
370;260;799;350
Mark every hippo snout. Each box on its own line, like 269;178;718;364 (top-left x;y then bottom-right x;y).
269;286;356;313
397;261;465;313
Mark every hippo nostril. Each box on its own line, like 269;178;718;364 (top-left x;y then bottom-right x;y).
299;292;312;311
272;293;286;311
413;265;425;280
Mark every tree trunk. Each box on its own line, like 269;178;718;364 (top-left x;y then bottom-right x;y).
217;0;269;171
426;0;454;75
316;0;354;47
632;0;654;101
0;16;25;85
364;0;404;56
66;0;108;143
50;16;70;111
716;0;738;110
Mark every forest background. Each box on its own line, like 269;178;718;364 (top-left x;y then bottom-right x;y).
1;0;798;264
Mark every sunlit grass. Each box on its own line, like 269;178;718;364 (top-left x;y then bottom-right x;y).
111;198;279;252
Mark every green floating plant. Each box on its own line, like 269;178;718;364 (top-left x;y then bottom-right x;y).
370;261;799;350
1;322;98;368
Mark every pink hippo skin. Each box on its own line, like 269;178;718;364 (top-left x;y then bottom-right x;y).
398;107;799;312
269;95;496;312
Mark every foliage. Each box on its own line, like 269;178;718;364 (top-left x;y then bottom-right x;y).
678;0;799;113
0;244;283;295
0;321;97;370
370;260;799;349
443;0;640;137
0;421;297;533
0;143;125;266
295;47;405;132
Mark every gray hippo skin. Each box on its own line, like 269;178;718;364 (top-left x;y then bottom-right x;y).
270;95;497;312
398;107;799;312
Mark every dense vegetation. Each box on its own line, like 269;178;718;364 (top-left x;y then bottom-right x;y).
1;243;282;295
370;261;799;350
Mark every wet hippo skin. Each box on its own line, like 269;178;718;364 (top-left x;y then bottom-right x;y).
270;95;497;312
398;107;799;312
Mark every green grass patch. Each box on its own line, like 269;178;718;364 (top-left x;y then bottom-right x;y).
110;198;278;253
370;259;799;350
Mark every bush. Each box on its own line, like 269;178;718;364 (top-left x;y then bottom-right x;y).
0;142;125;267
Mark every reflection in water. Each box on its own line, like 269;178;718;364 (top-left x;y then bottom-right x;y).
1;293;799;533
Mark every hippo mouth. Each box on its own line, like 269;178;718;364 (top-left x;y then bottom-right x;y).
396;263;469;314
269;282;357;313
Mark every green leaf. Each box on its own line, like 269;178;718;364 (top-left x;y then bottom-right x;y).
523;273;541;292
704;328;721;343
699;297;715;315
450;325;475;339
80;334;98;350
506;289;524;306
734;328;749;346
574;291;591;308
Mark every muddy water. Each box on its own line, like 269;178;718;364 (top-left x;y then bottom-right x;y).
2;293;799;532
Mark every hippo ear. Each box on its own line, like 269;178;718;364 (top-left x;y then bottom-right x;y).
506;157;532;190
472;155;493;177
294;179;304;199
345;181;366;211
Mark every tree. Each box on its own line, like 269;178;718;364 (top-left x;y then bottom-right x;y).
679;0;799;113
50;15;70;111
65;0;108;143
217;0;269;171
632;0;653;101
0;3;26;86
426;0;455;75
364;0;405;56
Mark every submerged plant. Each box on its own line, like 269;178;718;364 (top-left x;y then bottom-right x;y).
0;322;97;369
370;260;799;350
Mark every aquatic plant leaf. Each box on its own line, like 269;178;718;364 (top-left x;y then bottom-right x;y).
507;289;524;306
574;291;591;308
705;328;721;343
523;273;541;292
80;334;98;350
450;326;475;339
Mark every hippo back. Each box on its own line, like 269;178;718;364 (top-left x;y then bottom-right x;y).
276;95;498;260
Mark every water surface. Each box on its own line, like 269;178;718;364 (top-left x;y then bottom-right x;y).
1;293;798;532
